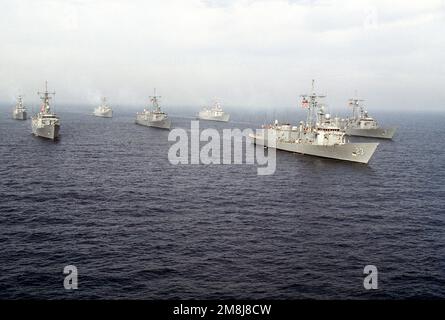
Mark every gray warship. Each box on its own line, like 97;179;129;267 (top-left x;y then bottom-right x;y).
342;98;396;139
249;80;379;164
135;89;171;129
198;101;230;122
93;97;113;118
12;95;27;120
31;82;60;140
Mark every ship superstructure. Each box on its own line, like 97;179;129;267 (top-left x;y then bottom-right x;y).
13;95;27;120
135;89;171;129
249;80;379;164
342;98;396;139
198;101;230;122
94;97;113;118
31;82;60;140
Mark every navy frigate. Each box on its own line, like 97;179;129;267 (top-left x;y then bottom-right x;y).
198;101;230;122
12;95;27;120
135;89;171;129
31;82;60;140
94;97;113;118
342;98;396;139
249;80;379;164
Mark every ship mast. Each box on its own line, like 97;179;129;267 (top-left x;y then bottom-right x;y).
37;81;56;114
348;95;365;120
149;88;161;112
300;80;326;130
17;95;24;108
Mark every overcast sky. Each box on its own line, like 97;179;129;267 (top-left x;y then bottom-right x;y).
1;0;444;112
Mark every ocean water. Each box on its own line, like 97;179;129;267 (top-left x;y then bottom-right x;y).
0;109;444;299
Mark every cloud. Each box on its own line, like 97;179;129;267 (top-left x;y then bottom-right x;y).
0;0;444;112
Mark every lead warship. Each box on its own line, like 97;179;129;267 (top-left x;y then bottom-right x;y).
135;89;171;129
342;98;396;139
31;82;60;140
249;81;379;164
198;101;230;122
12;95;27;120
93;97;113;118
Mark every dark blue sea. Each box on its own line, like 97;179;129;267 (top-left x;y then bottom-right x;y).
0;107;444;299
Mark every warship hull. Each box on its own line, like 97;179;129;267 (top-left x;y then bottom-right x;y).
251;134;378;164
135;118;171;130
13;111;27;120
198;113;230;122
93;109;113;118
32;122;60;140
344;127;396;139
